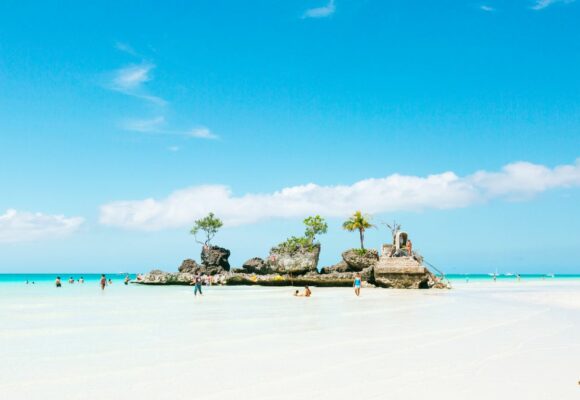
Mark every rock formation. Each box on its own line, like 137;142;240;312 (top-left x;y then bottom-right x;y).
136;230;449;289
178;259;199;273
266;243;320;275
200;245;231;275
241;257;272;275
341;249;379;271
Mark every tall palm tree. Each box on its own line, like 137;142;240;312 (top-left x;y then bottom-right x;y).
342;211;375;250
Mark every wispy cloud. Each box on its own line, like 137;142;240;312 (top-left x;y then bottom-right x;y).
115;41;139;57
302;0;336;18
109;44;216;141
110;63;166;105
187;127;219;140
531;0;575;10
480;5;495;12
122;116;166;133
99;159;580;230
0;209;84;243
121;118;218;140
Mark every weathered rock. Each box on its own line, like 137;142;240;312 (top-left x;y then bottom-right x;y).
139;270;195;285
178;259;200;273
373;256;449;289
320;260;350;274
201;245;231;274
360;265;375;283
225;272;360;287
241;257;272;275
341;249;379;271
267;243;320;275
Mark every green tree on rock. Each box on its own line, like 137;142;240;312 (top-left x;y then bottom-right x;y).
190;212;223;246
342;211;374;250
303;215;328;244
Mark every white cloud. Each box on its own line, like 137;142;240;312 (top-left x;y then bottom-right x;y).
121;119;218;140
122;116;165;133
110;63;166;105
480;5;495;12
113;64;152;90
115;42;139;57
108;47;214;140
99;159;580;231
531;0;575;10
187;127;219;140
0;209;84;243
303;0;336;18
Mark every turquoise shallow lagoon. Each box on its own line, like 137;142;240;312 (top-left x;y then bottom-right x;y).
0;275;579;399
1;273;579;285
0;273;135;285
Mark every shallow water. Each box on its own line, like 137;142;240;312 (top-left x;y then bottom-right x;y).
0;280;578;399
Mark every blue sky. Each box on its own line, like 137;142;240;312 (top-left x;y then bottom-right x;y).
0;0;579;273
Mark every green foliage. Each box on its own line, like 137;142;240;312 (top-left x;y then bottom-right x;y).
275;236;313;254
342;211;375;250
190;212;223;246
353;248;368;256
303;215;328;243
274;215;328;254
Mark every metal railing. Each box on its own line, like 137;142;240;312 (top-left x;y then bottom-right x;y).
423;259;451;287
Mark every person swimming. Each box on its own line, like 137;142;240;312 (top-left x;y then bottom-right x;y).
294;286;311;297
55;276;62;288
108;278;113;285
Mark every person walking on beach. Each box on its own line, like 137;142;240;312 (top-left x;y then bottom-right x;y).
79;277;84;284
100;274;107;290
55;276;62;288
190;274;203;296
354;273;362;296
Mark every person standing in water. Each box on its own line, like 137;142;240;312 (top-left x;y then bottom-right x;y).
190;274;203;296
124;275;130;285
100;274;107;290
55;276;62;288
353;274;362;296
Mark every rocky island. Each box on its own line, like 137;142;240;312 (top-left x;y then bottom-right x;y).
136;212;449;289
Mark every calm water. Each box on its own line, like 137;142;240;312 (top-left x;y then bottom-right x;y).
0;273;135;285
0;273;579;285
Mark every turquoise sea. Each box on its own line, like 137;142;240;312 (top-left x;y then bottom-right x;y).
0;273;579;285
0;273;136;285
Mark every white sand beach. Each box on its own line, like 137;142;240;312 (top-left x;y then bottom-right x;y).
1;280;579;400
